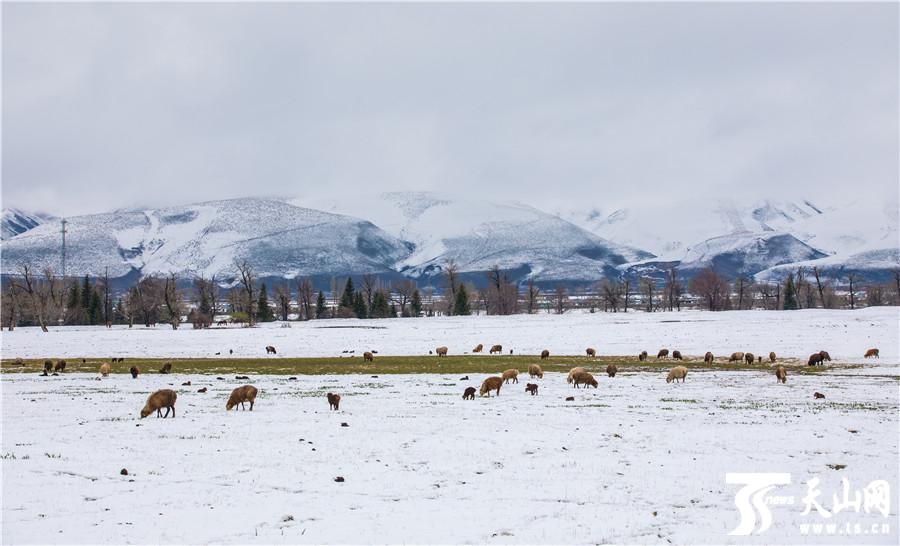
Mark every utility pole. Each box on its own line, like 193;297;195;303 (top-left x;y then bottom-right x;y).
60;218;68;279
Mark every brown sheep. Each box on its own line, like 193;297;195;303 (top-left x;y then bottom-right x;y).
571;371;598;388
775;365;787;383
672;350;682;361
525;383;539;395
567;367;586;384
363;351;374;362
729;352;744;363
639;351;648;362
666;366;688;384
864;348;879;359
462;387;476;400
130;366;140;379
540;349;550;359
15;357;24;366
501;369;519;384
769;351;777;363
436;346;448;357
327;392;341;410
99;363;111;377
528;364;543;379
159;362;172;374
480;376;503;397
819;351;832;362
704;352;714;364
489;344;503;355
606;363;618;378
43;360;53;374
140;389;177;418
472;344;483;353
586;347;596;358
657;349;669;359
226;385;258;411
808;353;824;366
265;345;277;354
814;392;825;399
745;352;755;365
54;360;66;372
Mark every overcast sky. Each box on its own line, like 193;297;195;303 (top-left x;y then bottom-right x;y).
2;2;898;217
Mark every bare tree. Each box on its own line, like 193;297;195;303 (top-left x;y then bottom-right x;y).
361;274;377;312
162;273;184;329
235;260;256;325
553;284;569;314
443;261;460;315
600;278;621;312
847;272;859;309
665;269;683;311
485;265;518;315
296;277;313;320
392;279;416;317
622;279;631;312
642;277;655;312
274;283;292;321
689;268;729;311
2;281;22;331
525;278;540;314
11;265;61;332
734;276;750;310
132;276;163;327
812;266;828;308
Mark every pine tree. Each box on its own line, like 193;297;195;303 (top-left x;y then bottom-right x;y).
340;278;355;309
88;287;102;325
352;291;368;319
198;290;212;317
316;291;327;319
81;275;92;315
453;284;471;316
67;281;82;324
783;274;798;310
410;289;422;317
371;289;391;318
257;283;273;322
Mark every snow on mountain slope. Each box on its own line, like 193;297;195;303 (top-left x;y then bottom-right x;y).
304;191;653;282
1;208;54;240
0;199;412;279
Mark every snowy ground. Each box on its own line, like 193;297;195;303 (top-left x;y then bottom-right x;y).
1;307;898;363
1;369;897;545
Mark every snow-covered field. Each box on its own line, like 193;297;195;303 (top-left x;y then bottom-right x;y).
2;308;898;544
2;369;897;544
2;307;898;362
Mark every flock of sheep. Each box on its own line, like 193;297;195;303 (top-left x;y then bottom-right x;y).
13;342;881;418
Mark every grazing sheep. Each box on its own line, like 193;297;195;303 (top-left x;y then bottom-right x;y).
489;344;503;355
639;351;648;362
436;346;448;357
567;367;586;384
54;360;66;372
479;376;503;397
327;393;341;410
745;353;755;365
501;369;519;384
130;366;140;379
672;350;682;361
666;366;688;384
43;360;53;374
864;348;879;358
606;363;618;378
819;351;832;362
808;353;824;366
265;346;277;355
15;357;24;366
729;352;744;363
586;348;596;358
472;344;483;353
462;387;476;400
525;383;539;395
363;351;374;362
528;364;543;379
814;392;825;399
99;363;111;377
226;385;259;411
159;363;172;374
704;352;714;364
657;349;669;359
775;365;787;383
571;371;598;388
540;349;550;359
769;351;777;363
140;389;177;418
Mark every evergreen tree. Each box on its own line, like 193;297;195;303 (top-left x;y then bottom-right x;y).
67;281;82;324
410;289;422;317
316;291;327;319
340;277;355;309
352;291;368;319
453;284;471;316
88;287;102;325
371;290;391;318
198;290;212;317
783;274;798;310
257;283;273;322
81;275;92;314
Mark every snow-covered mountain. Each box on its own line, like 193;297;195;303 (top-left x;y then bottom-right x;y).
1;208;54;240
304;192;652;283
0;199;412;281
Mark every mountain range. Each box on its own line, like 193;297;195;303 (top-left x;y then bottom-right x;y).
2;193;897;288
